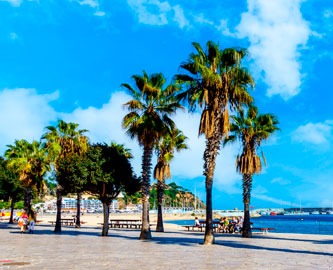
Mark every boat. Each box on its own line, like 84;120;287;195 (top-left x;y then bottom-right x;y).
310;211;320;215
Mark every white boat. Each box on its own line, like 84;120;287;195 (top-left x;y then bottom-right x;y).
310;211;320;215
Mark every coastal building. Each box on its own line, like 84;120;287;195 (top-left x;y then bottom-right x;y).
39;198;119;213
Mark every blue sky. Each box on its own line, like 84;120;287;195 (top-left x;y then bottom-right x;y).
1;0;333;210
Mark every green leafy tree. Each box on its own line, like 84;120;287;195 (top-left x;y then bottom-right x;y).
85;143;140;236
225;105;279;237
4;140;50;214
42;120;88;232
122;71;183;240
175;41;254;244
153;128;187;232
0;157;25;223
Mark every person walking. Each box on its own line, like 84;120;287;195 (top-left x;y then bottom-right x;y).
18;211;28;233
27;209;37;233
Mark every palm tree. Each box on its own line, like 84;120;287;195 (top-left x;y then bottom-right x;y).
175;41;254;244
5;140;49;213
153;128;188;232
225;105;279;237
42;120;88;232
122;71;183;240
0;156;25;223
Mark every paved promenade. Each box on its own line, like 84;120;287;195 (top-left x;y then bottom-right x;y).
0;222;332;269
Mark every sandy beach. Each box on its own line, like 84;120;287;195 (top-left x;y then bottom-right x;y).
1;213;333;269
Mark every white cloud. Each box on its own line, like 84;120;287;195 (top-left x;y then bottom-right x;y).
216;19;233;37
78;0;98;8
291;122;332;145
127;0;189;28
172;5;189;29
253;193;290;206
76;0;106;17
94;11;105;17
1;0;22;6
324;9;333;18
0;0;39;7
193;14;214;25
235;0;311;100
0;88;59;155
9;32;19;40
270;177;291;185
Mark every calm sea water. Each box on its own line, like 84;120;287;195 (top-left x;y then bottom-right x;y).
166;214;333;235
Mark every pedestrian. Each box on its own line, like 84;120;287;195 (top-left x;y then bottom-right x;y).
18;211;28;233
28;209;37;234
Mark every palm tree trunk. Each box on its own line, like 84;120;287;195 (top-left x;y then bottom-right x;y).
155;181;164;232
242;173;253;238
24;187;32;213
76;192;81;228
54;186;62;233
203;136;220;245
140;146;153;240
101;201;109;236
9;197;16;224
204;177;214;245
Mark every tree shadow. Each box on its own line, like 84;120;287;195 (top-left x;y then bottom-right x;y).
249;234;333;245
215;238;333;257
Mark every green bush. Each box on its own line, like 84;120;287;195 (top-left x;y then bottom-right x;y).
0;201;10;209
14;201;24;209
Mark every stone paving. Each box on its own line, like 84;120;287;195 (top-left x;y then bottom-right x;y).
0;222;332;269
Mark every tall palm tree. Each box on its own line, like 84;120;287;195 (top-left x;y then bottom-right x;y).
225;105;279;237
122;71;183;240
153;128;187;232
5;140;49;213
42;120;89;232
175;41;254;244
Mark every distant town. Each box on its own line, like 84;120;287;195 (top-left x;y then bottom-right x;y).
32;197;333;216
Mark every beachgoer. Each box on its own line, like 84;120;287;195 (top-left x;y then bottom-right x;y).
18;212;28;233
218;217;223;231
194;217;201;227
233;217;242;233
221;217;230;233
28;209;37;234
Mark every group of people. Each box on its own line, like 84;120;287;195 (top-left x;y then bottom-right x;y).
15;209;37;234
217;216;243;233
194;216;243;234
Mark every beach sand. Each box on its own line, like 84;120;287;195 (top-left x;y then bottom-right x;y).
37;212;201;229
1;214;332;269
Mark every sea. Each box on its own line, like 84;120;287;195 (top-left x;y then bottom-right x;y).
166;214;333;235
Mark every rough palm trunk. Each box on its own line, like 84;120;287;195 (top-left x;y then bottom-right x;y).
203;109;223;245
24;187;32;213
155;181;164;232
76;192;81;228
242;173;253;238
9;197;15;224
140;146;153;240
54;186;62;233
203;135;220;245
101;201;110;236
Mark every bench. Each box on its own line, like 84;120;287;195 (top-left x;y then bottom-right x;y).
48;218;83;227
182;225;204;232
252;227;275;234
99;219;142;229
